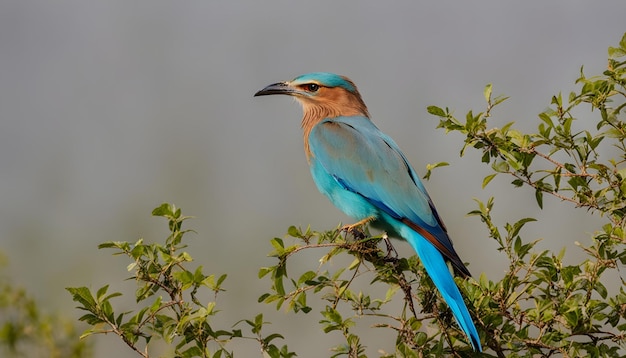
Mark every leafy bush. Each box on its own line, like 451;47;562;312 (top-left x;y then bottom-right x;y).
67;204;295;358
0;253;91;358
67;33;626;357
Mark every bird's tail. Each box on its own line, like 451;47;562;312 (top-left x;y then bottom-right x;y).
402;228;482;352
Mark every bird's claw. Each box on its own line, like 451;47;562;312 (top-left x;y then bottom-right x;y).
340;223;366;240
382;233;399;261
340;216;375;240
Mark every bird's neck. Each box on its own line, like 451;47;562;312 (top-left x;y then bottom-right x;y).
300;101;369;162
298;87;370;161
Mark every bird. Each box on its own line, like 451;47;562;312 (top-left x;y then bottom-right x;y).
254;72;482;352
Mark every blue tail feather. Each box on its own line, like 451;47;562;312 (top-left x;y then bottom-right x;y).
401;227;482;352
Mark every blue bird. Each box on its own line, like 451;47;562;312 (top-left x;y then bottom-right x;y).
255;72;481;351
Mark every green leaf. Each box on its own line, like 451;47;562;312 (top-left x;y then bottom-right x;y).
98;241;123;249
78;313;104;325
287;225;301;237
427;105;446;117
608;46;626;58
512;218;537;236
271;238;284;250
493;95;510;106
423;162;449;180
426;162;449;171
104;292;122;302
493;160;510;173
595;281;608;299
274;274;285;296
152;203;173;217
66;287;97;311
173;270;194;288
216;274;227;287
535;188;544;209
179;346;203;358
482;173;497;188
149;296;163;313
297;271;316;285
258;293;271;303
96;285;109;300
484;83;493;102
258;267;274;279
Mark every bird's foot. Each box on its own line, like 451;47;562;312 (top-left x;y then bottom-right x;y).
340;216;375;239
382;233;399;262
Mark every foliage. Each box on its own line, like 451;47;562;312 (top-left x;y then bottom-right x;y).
0;252;91;358
67;203;295;358
66;33;626;357
424;32;626;356
259;225;475;357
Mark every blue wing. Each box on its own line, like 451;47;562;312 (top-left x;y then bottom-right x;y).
308;116;469;276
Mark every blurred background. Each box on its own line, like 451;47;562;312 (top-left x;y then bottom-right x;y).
1;1;625;356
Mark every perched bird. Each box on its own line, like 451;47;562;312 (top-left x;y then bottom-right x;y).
254;72;481;352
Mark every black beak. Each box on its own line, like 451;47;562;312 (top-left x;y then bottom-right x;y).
254;82;296;97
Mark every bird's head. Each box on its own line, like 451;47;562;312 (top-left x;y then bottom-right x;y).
254;72;369;118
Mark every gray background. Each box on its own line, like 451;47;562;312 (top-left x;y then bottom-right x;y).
1;1;624;356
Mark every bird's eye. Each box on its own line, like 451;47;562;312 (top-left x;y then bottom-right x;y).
305;83;320;92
